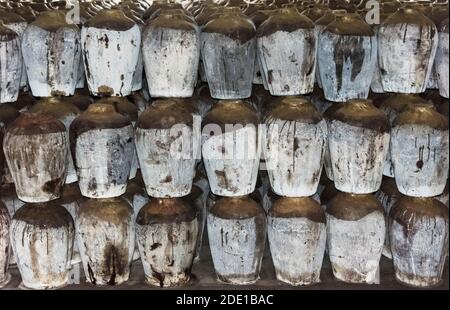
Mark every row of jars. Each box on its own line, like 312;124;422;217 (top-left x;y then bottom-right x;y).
0;165;448;288
0;87;448;287
1;1;448;104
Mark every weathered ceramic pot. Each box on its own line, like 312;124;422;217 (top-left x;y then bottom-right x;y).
70;104;134;198
435;18;449;98
389;197;449;287
21;11;81;97
379;94;431;177
375;176;402;259
10;202;74;289
0;22;22;103
317;13;376;102
95;96;139;180
29;97;81;184
142;12;199;98
0;201;10;287
264;96;327;196
0;10;27;90
207;196;266;284
249;9;273;86
256;9;315;96
328;100;390;194
391;105;449;197
76;197;135;285
3;113;68;202
183;185;206;262
136;197;197;287
136;99;199;198
326;193;385;284
268;197;326;286
202;100;261;196
378;8;438;93
0;183;25;218
201;8;256;99
81;10;140;96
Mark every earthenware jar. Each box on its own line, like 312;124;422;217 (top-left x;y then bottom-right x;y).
21;11;81;97
389;197;449;287
326;193;385;284
317;13;376;102
378;7;438;93
136;99;199;198
3;113;68;202
327;100;390;193
76;197;135;285
207;196;266;284
201;8;256;99
267;197;326;286
95;96;139;180
256;8;316;96
81;9;140;96
391;105;449;197
264;96;327;196
202;100;261;196
378;94;430;177
70;103;134;198
10;202;74;289
136;197;198;287
142;11;199;98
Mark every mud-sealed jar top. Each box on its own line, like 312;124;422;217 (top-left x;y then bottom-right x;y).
0;9;26;23
330;100;390;132
32;10;78;32
13;202;73;229
0;22;18;41
6;112;66;136
269;197;325;223
95;97;138;122
79;198;133;224
249;9;276;28
195;5;221;26
29;97;81;121
203;8;256;43
203;100;259;132
324;12;374;36
389;197;449;231
57;183;83;205
85;9;136;31
136;198;197;225
211;196;264;220
70;103;132;136
257;8;314;37
393;105;449;130
380;94;431;115
143;2;183;21
137;99;194;129
147;11;198;31
327;192;383;221
383;7;435;27
265;96;322;124
380;176;402;197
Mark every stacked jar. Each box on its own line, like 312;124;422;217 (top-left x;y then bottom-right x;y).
135;5;201;287
374;4;449;288
316;7;389;284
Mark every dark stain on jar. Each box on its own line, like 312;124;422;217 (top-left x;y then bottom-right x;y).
150;242;162;250
161;175;172;183
150;264;165;287
42;178;63;195
103;244;126;286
